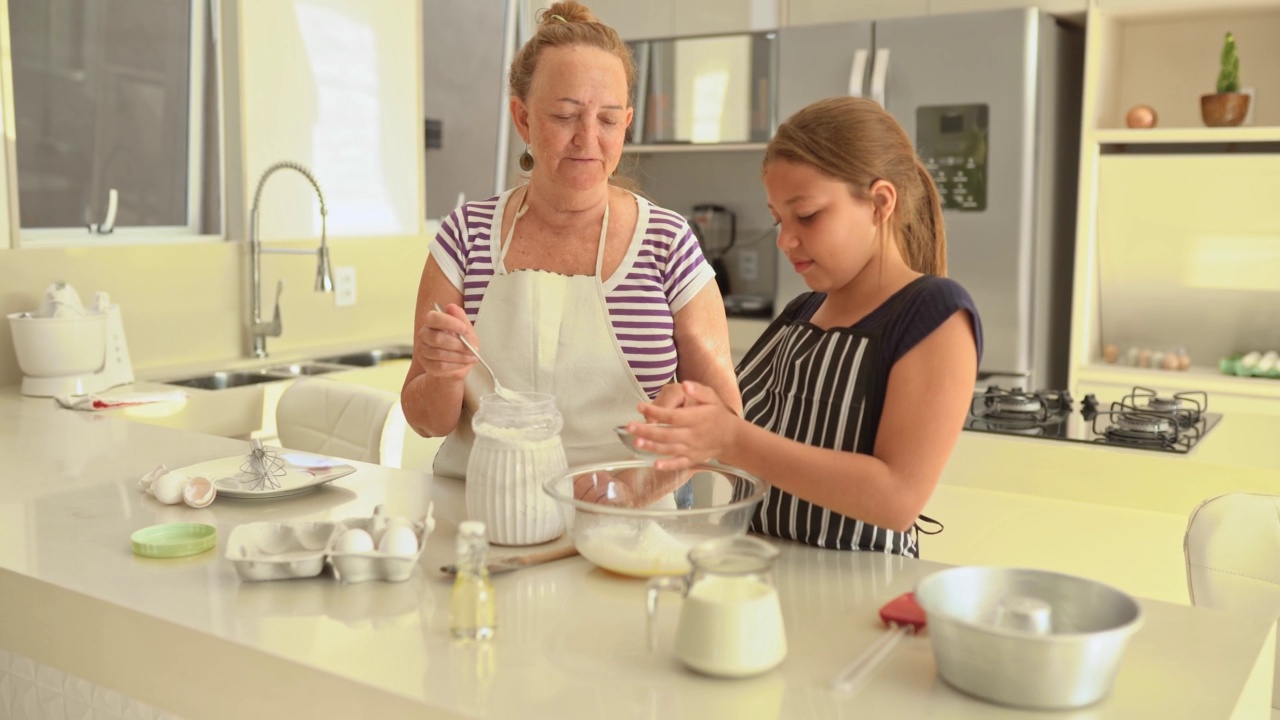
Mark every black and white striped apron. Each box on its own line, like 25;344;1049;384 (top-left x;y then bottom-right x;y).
735;300;918;556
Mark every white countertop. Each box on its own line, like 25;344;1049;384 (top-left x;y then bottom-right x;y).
0;390;1274;719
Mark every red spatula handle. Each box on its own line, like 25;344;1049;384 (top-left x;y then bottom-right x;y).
879;591;927;632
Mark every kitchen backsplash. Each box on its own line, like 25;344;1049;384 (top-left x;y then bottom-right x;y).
0;234;427;387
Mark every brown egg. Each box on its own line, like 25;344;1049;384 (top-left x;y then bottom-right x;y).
1126;104;1158;129
1103;344;1119;364
1162;353;1180;370
1179;353;1192;371
1137;349;1152;368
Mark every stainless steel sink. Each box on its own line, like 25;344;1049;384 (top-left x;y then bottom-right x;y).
261;362;350;377
317;346;413;367
163;371;283;391
160;346;412;391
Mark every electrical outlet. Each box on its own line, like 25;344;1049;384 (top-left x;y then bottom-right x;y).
335;266;357;307
738;250;759;282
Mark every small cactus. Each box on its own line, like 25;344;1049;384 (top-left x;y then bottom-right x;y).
1216;32;1240;94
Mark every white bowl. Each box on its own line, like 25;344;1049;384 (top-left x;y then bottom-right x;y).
8;313;107;377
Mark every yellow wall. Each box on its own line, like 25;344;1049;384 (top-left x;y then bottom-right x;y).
0;235;428;386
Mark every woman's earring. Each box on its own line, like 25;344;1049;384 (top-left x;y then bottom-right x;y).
519;145;534;172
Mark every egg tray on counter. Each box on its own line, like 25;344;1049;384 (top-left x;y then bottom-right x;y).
225;503;435;584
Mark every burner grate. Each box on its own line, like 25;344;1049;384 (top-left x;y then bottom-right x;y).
1117;387;1207;427
970;387;1073;427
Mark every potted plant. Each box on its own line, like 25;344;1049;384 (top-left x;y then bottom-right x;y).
1200;32;1250;127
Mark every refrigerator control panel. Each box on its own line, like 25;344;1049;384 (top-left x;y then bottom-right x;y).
917;104;988;212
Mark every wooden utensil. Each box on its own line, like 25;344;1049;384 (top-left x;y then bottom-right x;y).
439;543;579;576
830;592;928;694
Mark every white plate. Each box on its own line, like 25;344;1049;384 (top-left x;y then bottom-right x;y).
174;452;357;499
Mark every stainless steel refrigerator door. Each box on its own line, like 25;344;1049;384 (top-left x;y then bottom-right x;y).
773;21;874;313
873;9;1039;381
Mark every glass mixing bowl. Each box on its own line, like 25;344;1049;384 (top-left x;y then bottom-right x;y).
542;460;768;578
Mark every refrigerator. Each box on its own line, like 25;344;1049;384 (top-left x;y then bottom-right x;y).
772;9;1083;392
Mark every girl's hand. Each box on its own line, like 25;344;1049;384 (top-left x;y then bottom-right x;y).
650;381;689;409
415;303;477;381
630;381;741;471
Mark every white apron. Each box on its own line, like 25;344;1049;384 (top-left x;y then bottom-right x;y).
434;189;650;479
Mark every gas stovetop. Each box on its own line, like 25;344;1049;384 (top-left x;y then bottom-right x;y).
964;385;1222;454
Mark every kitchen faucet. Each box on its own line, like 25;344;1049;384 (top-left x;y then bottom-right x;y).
249;161;336;358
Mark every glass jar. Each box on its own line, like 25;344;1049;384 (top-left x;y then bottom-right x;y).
646;535;787;678
465;392;566;546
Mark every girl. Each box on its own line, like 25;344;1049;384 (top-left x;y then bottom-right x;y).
629;97;983;556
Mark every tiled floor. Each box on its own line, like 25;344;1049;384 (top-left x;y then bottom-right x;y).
0;649;180;720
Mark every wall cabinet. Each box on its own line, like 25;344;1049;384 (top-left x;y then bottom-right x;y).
585;0;675;40
674;0;778;35
787;0;926;25
588;0;778;39
931;0;1086;16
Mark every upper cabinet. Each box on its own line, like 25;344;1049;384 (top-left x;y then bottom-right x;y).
674;0;779;36
590;0;778;39
929;0;1086;17
788;0;926;25
588;0;675;40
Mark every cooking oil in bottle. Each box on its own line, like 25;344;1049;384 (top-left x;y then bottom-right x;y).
450;520;496;640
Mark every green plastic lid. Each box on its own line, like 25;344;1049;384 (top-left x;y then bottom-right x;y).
131;523;217;558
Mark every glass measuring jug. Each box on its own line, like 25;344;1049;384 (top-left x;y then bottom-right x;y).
646;535;787;678
466;392;566;546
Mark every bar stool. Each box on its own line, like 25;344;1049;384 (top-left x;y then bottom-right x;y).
1185;492;1280;710
275;377;406;467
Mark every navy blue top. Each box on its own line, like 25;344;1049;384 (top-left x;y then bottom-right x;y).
733;275;982;554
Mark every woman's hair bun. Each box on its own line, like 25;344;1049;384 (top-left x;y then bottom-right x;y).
540;1;597;25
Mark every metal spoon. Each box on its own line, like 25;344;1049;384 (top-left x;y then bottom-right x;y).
432;302;527;403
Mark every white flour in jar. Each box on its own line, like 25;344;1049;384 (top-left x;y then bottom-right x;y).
575;520;692;577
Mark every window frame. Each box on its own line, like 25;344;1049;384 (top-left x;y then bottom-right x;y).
3;0;225;249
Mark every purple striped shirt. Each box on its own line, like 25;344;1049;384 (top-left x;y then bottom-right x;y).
429;189;715;399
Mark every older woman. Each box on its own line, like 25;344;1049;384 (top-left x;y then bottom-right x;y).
402;1;740;478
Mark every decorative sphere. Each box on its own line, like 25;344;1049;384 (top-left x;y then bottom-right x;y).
1126;104;1158;129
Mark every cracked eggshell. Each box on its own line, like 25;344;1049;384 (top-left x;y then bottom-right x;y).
139;464;168;491
183;476;217;508
151;471;191;505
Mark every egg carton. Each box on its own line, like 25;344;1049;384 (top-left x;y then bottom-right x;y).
326;503;436;584
226;521;340;581
225;503;435;583
1220;350;1280;379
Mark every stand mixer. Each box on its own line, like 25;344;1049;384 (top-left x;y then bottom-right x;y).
7;282;135;397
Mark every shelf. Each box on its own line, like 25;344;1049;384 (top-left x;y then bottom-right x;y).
1095;127;1280;145
1076;363;1280;400
623;142;767;155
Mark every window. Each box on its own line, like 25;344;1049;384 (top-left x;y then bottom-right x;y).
7;0;220;245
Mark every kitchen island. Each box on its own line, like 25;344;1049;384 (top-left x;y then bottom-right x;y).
0;391;1274;719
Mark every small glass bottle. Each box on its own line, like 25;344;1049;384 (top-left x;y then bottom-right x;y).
450;520;496;640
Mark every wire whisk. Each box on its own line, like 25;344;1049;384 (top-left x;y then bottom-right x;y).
239;439;287;491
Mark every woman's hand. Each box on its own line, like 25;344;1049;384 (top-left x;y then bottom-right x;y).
414;303;478;381
630;381;742;471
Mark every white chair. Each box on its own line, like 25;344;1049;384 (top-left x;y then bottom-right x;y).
275;378;407;467
1185;493;1280;710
